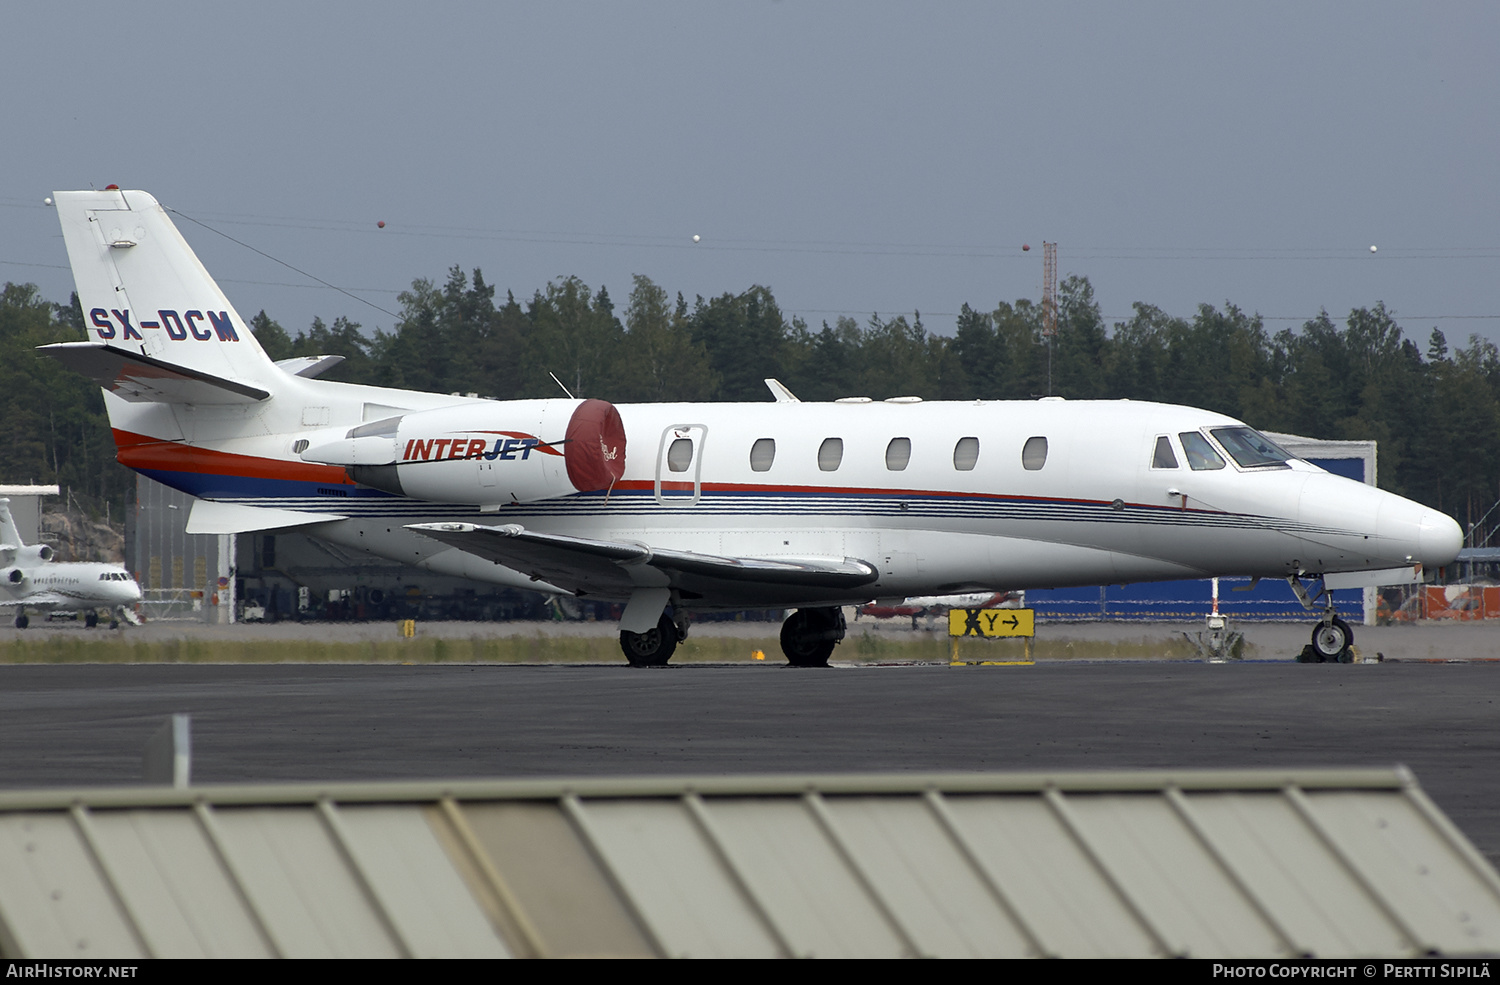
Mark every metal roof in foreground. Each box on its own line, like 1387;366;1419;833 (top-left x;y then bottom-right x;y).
1;768;1497;959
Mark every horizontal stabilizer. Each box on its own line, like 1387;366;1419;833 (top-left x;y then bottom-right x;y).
40;342;269;404
406;521;879;602
186;500;346;535
275;354;346;379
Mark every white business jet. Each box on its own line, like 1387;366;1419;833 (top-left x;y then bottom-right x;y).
40;189;1462;664
0;499;141;628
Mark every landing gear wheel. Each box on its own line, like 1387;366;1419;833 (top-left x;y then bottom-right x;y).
620;613;678;667
1310;618;1353;662
14;615;27;629
779;607;846;667
85;611;98;628
109;619;120;630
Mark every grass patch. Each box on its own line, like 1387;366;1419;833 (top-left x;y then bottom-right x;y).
0;629;1201;664
0;634;633;665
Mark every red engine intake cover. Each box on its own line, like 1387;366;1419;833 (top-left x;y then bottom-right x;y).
564;398;626;491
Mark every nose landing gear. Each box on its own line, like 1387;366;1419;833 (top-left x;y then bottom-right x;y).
1288;575;1355;663
1307;616;1355;663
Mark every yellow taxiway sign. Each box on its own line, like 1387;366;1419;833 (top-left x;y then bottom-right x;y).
948;607;1035;638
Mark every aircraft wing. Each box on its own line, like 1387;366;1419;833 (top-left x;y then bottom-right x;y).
39;342;270;404
16;592;67;610
406;522;879;604
186;500;348;535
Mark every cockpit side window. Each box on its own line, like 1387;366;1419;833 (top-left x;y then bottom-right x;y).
1210;426;1294;469
1179;432;1225;470
1151;435;1179;469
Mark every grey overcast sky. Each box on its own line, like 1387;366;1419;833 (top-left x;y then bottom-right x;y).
3;1;1497;349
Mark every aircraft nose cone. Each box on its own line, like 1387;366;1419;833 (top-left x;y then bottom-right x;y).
1418;509;1463;568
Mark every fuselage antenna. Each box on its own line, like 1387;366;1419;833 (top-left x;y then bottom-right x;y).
548;372;575;399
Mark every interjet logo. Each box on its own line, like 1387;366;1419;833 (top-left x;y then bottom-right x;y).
402;432;564;463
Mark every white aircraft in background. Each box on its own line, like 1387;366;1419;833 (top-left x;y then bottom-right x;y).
40;188;1463;664
857;592;1014;627
0;499;141;628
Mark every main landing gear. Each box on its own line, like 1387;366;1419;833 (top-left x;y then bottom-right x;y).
616;605;850;667
619;612;684;667
779;606;847;667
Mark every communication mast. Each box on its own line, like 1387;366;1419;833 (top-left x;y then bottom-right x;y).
1041;242;1057;395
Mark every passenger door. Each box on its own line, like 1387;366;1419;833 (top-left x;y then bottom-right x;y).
655;424;707;506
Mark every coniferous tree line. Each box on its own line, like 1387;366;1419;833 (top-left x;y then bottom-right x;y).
3;268;1498;543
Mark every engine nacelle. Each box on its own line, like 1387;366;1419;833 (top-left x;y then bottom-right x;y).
3;567;26;585
301;398;626;505
17;545;51;564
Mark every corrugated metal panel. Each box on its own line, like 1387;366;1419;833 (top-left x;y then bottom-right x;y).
572;798;783;958
0;811;147;958
457;800;655;957
82;808;272;958
0;769;1497;959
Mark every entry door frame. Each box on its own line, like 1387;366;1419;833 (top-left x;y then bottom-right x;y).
655;424;708;506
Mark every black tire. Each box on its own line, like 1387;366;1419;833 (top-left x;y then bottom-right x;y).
619;613;678;667
109;620;120;630
1310;618;1353;661
780;607;845;667
84;611;98;628
14;615;27;629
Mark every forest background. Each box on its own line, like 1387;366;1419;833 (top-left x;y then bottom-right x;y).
2;269;1497;547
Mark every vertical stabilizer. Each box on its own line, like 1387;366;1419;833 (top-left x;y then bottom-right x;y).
52;189;276;390
0;499;21;552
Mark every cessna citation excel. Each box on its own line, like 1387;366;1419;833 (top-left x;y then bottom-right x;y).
0;499;141;628
41;188;1463;664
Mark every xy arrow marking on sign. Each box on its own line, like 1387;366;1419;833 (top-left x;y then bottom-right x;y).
948;608;1035;638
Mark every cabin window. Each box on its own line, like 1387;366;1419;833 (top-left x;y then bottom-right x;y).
818;437;844;471
1210;427;1293;469
1022;436;1048;471
667;437;694;472
954;436;980;471
886;437;912;471
749;438;776;472
1179;432;1226;470
1152;435;1179;469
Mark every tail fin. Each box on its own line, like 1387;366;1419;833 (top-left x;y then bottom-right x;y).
44;189;277;403
0;499;21;552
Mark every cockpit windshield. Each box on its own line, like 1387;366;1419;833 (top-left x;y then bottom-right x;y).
1209;427;1294;469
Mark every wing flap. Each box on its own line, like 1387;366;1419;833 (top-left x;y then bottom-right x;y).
406;522;879;602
